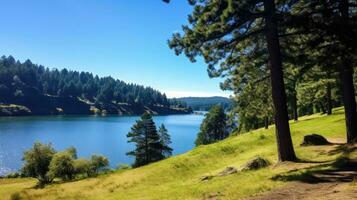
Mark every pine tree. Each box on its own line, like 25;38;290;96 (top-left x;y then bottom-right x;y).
126;112;165;167
167;0;297;161
158;124;173;158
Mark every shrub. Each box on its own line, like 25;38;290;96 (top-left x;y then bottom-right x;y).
21;142;56;185
91;154;109;174
48;151;75;181
74;158;94;177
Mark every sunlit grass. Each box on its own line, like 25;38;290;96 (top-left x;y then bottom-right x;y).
1;107;354;200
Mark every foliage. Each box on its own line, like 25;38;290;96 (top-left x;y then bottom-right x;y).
90;155;109;174
21;142;56;185
127;112;172;167
73;158;94;177
168;0;304;161
20;143;110;185
48;151;76;181
158;124;173;158
195;105;228;146
0;55;170;107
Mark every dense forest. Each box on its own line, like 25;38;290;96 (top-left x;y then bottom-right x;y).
172;96;232;111
0;56;190;116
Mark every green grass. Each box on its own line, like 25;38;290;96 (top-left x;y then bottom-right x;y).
0;107;355;200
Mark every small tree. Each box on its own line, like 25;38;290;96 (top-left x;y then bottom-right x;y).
21;142;56;185
48;151;75;181
127;112;165;167
158;124;173;158
195;105;228;146
90;154;109;174
73;158;93;177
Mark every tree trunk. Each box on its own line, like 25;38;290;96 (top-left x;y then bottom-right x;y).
339;0;357;143
292;91;298;121
326;72;332;115
264;0;296;161
339;62;357;143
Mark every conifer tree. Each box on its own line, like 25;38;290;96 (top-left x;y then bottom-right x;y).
289;0;357;142
167;0;297;161
126;112;165;167
158;124;173;158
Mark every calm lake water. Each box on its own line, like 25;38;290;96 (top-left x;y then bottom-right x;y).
0;114;204;176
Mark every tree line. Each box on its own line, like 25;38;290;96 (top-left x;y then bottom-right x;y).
0;55;170;107
166;0;357;162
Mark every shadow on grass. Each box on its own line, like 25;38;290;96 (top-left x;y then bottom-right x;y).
272;144;357;184
327;145;357;156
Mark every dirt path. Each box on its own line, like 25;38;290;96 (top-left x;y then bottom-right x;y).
245;160;357;200
245;181;356;200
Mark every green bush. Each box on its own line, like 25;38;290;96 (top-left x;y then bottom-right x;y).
74;158;94;177
48;151;75;181
91;154;109;174
21;142;56;185
20;143;111;183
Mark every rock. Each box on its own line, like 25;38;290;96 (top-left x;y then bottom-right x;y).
301;134;330;146
200;175;214;182
217;167;238;176
241;157;270;171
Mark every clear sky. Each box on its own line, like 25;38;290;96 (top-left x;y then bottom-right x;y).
0;0;231;98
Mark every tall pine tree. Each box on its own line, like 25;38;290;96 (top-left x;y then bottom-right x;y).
127;112;166;167
158;124;173;158
166;0;297;161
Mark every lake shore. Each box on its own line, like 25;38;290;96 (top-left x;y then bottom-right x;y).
0;95;192;117
0;114;203;176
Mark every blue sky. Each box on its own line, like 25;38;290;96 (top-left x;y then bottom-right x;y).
0;0;231;98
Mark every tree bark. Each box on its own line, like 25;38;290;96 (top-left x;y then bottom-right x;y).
339;0;357;143
292;91;298;121
326;72;332;115
339;62;357;143
264;0;296;161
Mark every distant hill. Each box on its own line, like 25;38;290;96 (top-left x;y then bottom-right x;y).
0;55;191;116
173;96;233;111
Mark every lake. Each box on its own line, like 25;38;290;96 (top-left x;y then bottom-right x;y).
0;114;204;176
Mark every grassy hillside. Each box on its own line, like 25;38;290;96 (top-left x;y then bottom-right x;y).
1;107;356;200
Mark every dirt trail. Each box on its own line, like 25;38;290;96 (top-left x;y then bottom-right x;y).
245;181;356;200
245;160;357;200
